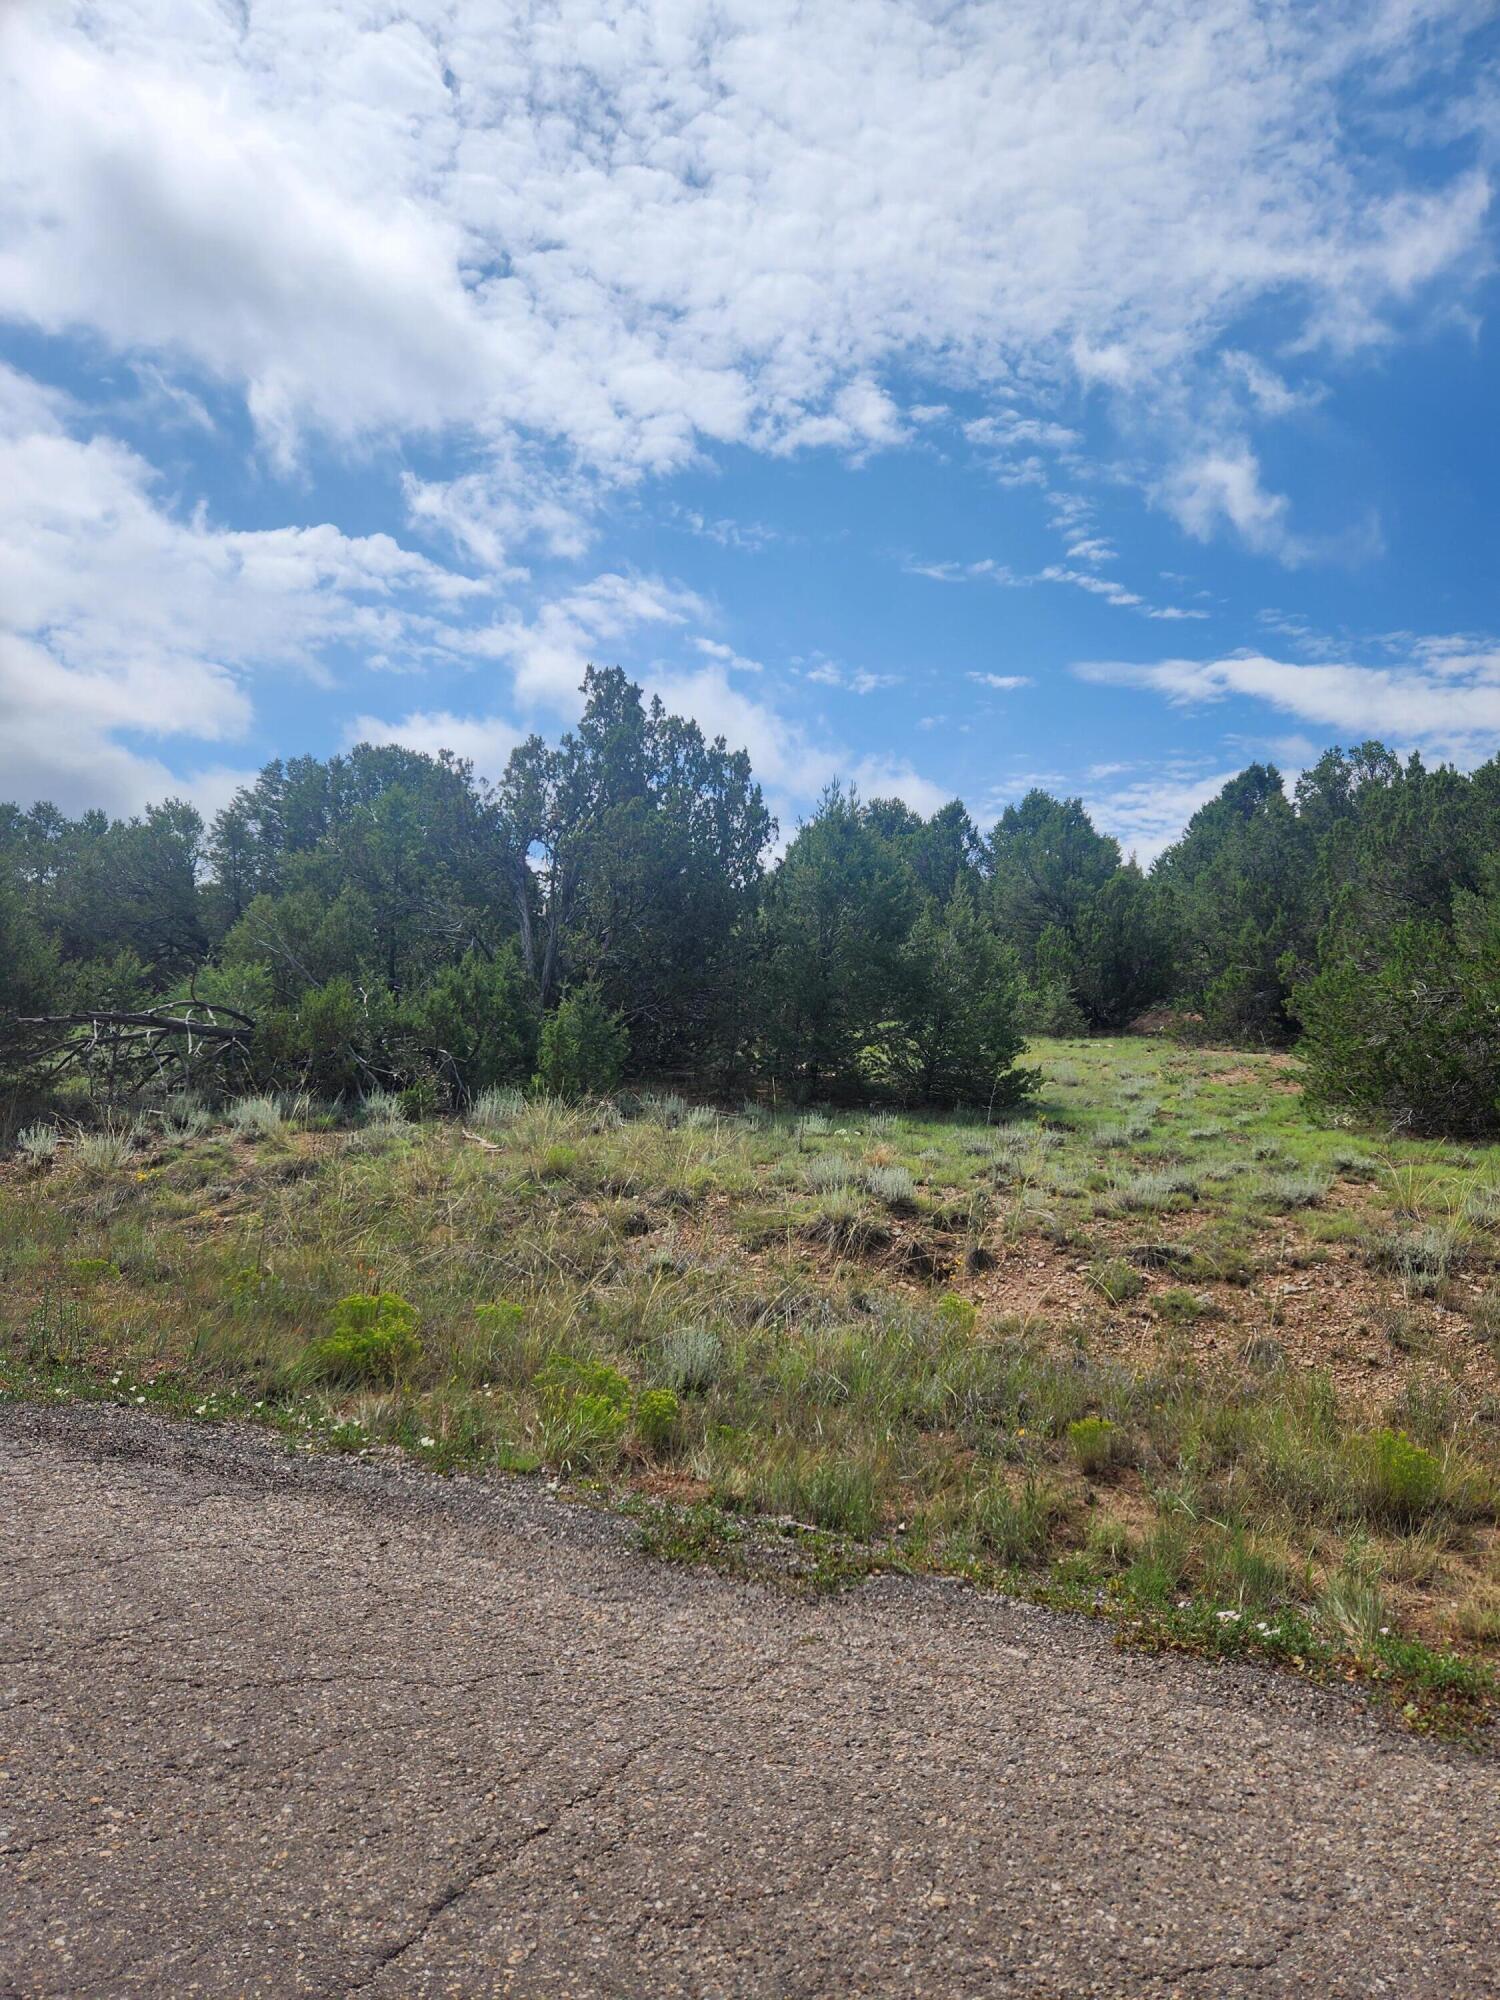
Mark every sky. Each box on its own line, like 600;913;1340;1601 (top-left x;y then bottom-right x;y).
1;1;1498;863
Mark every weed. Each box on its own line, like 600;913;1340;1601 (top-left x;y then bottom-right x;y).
470;1086;525;1129
305;1292;423;1387
1352;1428;1445;1527
634;1387;680;1455
936;1292;978;1338
1155;1287;1214;1324
1085;1257;1145;1306
1066;1415;1120;1475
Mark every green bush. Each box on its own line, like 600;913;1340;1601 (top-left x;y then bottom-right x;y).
1354;1427;1445;1527
305;1292;422;1385
1066;1415;1119;1476
532;983;629;1099
1155;1286;1209;1324
634;1388;680;1456
475;1300;524;1339
413;946;536;1102
1296;905;1500;1136
936;1292;978;1337
537;1355;632;1414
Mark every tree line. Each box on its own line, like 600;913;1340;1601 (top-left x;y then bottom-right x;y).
3;668;1498;1130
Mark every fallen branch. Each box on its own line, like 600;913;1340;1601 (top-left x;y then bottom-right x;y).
14;1009;254;1042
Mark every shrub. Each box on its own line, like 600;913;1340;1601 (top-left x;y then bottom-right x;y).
360;1088;407;1129
864;1164;917;1208
1066;1415;1119;1476
1366;1225;1462;1297
641;1092;687;1126
16;1123;58;1165
228;1094;287;1137
1353;1428;1445;1527
474;1300;524;1362
69;1256;121;1281
1111;1169;1197;1213
1466;1290;1500;1354
1085;1257;1144;1306
75;1129;133;1172
532;983;628;1099
537;1356;632;1414
161;1095;212;1138
935;1292;978;1338
805;1153;855;1193
305;1292;423;1386
535;1356;633;1469
659;1326;724;1395
1155;1287;1211;1324
634;1388;680;1455
1261;1170;1329;1211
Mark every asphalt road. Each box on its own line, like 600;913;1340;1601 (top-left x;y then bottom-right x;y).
2;1403;1497;1998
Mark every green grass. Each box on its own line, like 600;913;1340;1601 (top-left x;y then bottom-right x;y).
4;1035;1499;1741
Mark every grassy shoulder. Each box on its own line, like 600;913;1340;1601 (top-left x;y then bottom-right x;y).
3;1038;1498;1742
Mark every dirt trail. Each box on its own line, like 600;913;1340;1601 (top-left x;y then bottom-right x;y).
2;1403;1497;1998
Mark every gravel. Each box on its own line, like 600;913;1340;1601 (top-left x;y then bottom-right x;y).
2;1400;1497;1997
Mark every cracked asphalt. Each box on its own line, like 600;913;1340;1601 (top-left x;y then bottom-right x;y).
2;1403;1497;1998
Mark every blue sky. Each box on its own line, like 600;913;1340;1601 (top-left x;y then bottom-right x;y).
1;1;1497;858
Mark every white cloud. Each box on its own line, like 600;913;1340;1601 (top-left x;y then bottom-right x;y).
849;760;952;815
642;664;947;823
1084;766;1246;864
403;464;594;575
345;709;525;781
910;553;1206;620
0;366;486;813
1;1;1489;491
1220;350;1325;418
461;573;706;712
1160;447;1296;558
802;658;900;695
968;672;1034;691
694;638;764;674
1076;641;1500;761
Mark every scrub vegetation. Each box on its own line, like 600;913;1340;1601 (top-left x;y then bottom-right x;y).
4;1037;1497;1737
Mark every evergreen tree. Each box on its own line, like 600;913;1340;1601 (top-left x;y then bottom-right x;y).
873;888;1034;1108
